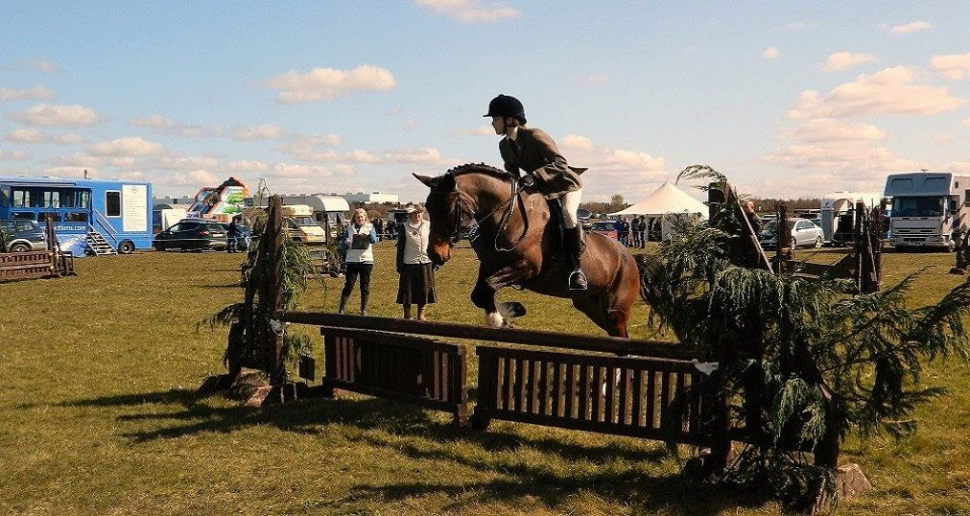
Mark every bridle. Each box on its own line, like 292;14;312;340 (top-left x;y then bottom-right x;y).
429;173;530;252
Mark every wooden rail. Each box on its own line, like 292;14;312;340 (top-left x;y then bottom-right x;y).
280;312;701;361
0;250;74;282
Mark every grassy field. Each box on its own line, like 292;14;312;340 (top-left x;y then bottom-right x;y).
1;242;969;515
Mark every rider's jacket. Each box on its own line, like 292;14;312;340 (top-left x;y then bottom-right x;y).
499;127;586;200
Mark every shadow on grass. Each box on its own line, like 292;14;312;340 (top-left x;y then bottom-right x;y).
35;388;774;513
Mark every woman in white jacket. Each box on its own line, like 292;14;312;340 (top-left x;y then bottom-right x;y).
338;208;378;315
395;204;436;320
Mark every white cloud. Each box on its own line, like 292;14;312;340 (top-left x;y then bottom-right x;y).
948;161;970;174
930;53;970;80
762;47;780;59
888;20;933;35
0;85;55;102
52;153;102;167
782;21;818;31
152;153;220;171
10;103;101;127
265;65;396;103
0;149;30;161
580;75;612;85
88;137;165;157
274;163;335;178
924;133;957;145
6;128;82;144
226;160;270;172
452;125;494;137
765;119;920;186
230;124;284;141
128;114;226;138
278;134;343;161
3;60;59;73
382;148;442;164
963;117;970;127
172;170;218;186
788;66;965;119
415;0;519;23
778;118;886;142
556;133;668;199
818;52;877;73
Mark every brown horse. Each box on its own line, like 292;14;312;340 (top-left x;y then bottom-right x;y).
415;163;640;337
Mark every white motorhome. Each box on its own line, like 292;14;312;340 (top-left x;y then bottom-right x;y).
884;172;970;251
281;204;328;244
251;194;350;239
819;191;882;245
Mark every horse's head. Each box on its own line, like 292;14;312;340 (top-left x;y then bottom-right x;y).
414;172;462;266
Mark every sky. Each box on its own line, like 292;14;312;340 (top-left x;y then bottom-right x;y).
1;1;970;203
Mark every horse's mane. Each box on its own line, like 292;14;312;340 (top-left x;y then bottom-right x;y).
446;163;513;182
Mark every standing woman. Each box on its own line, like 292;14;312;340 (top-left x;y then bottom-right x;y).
338;208;378;315
396;204;436;320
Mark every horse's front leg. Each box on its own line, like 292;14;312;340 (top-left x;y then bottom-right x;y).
471;260;534;327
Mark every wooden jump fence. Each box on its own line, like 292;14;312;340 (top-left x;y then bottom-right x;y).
279;313;719;456
0;219;76;283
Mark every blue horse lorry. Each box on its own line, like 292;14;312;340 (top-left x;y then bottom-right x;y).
0;176;153;256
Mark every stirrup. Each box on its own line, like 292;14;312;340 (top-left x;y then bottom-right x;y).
568;270;588;290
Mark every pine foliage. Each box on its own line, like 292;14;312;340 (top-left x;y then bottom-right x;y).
637;166;970;510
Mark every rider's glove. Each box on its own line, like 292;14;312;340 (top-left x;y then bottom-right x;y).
520;174;536;188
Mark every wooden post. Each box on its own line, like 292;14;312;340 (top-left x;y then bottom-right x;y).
261;196;286;387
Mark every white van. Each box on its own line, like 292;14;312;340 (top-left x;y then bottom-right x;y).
282;204;327;244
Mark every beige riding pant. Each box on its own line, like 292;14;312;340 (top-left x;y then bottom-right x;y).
560;188;582;229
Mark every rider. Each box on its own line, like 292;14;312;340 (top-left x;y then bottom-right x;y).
484;94;588;290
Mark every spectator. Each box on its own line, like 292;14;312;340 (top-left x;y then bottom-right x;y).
743;201;763;235
636;216;647;248
338;208;379;315
396;204;436;321
620;218;630;246
226;217;239;254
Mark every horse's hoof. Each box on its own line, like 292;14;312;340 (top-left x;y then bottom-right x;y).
485;312;505;328
497;302;527;319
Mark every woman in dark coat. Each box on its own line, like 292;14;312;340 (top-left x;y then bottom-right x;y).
396;204;436;320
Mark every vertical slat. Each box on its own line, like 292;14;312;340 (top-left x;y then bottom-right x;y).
536;360;549;415
676;371;687;433
501;356;512;411
324;335;335;380
660;370;671;430
513;358;525;413
618;367;629;427
590;365;603;421
551;362;562;418
605;366;617;424
523;358;534;414
631;367;643;428
646;369;657;429
689;373;702;436
579;364;591;420
565;363;576;419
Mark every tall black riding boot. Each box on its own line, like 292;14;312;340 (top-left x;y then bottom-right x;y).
566;226;588;290
338;293;349;314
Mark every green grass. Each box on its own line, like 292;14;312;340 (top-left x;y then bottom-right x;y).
1;243;969;515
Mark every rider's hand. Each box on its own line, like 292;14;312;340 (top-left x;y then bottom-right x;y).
520;174;536;188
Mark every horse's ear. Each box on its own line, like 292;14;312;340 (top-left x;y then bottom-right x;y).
413;173;440;189
413;173;455;191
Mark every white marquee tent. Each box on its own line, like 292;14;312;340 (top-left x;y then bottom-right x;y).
608;181;708;241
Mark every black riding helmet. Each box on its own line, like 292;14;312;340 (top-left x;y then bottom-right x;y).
483;94;527;124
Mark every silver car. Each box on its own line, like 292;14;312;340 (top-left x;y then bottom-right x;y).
759;218;824;249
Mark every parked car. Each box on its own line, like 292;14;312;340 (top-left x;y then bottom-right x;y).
0;219;46;252
153;219;228;251
759;217;824;249
590;220;618;240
